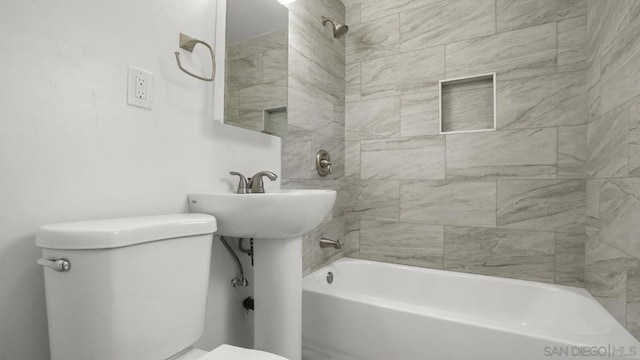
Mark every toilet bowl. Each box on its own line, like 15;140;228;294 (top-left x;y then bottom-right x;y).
36;214;287;360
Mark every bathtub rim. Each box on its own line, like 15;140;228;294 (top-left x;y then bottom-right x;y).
303;258;639;349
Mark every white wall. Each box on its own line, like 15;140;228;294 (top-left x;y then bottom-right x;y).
0;0;280;359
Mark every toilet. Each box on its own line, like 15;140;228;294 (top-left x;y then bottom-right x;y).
35;214;287;360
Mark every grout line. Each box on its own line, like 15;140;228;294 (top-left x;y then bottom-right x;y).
556;126;560;179
443;134;448;180
553;232;558;284
443;43;447;76
556;20;560;70
495;179;499;228
494;0;497;33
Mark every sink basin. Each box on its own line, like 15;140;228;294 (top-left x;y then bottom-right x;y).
188;189;336;239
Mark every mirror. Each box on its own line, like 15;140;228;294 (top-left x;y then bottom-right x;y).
223;0;289;137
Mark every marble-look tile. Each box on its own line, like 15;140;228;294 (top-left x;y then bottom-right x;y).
343;180;400;221
586;104;629;178
497;180;586;234
585;179;602;265
347;14;399;63
345;96;400;140
345;3;361;25
445;128;557;180
345;141;361;178
282;126;313;179
441;79;494;133
444;226;555;283
627;268;640;339
288;77;334;136
600;40;640;116
586;179;603;221
361;137;445;180
262;47;288;83
589;1;640;113
229;54;263;90
587;0;635;63
228;28;288;61
446;23;557;80
585;235;634;326
360;221;444;268
289;47;344;103
558;0;588;20
360;0;435;23
556;233;586;287
361;47;444;99
587;56;602;121
558;125;587;179
346;62;361;102
600;179;640;259
400;181;497;227
334;99;345;122
400;91;440;137
558;16;588;71
343;218;360;258
496;0;585;33
226;79;288;134
496;0;556;32
599;12;640;84
497;71;587;129
631;98;640;176
400;0;495;52
230;80;288;108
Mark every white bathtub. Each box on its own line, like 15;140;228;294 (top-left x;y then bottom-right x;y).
302;258;640;360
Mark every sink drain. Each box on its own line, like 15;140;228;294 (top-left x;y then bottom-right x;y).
326;271;334;284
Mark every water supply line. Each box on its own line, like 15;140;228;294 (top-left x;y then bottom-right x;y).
219;236;249;287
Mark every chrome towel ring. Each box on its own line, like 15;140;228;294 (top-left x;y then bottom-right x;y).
174;33;216;82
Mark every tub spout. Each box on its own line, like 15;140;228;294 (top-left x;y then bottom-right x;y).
320;238;342;250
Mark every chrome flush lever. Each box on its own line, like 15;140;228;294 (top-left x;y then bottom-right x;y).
37;258;71;272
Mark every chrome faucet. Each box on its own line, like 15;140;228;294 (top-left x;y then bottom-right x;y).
320;238;342;249
229;171;278;194
248;171;278;193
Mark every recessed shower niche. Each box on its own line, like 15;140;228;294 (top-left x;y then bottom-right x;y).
439;73;496;134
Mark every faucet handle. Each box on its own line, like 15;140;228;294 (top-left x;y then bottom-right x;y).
248;171;278;194
229;172;248;194
316;150;333;177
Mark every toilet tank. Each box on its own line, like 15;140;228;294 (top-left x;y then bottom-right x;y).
36;214;217;360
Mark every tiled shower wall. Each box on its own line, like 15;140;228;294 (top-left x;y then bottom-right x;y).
342;0;589;286
225;29;288;134
584;0;640;338
280;0;351;275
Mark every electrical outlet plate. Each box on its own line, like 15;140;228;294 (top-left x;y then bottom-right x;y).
127;66;153;110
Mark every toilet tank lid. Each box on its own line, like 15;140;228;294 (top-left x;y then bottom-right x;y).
36;214;217;250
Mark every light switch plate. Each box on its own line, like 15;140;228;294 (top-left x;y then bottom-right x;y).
127;66;153;110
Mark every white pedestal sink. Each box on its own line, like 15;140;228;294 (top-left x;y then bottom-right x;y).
188;190;336;360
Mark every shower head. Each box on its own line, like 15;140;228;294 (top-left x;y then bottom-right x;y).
321;16;349;39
